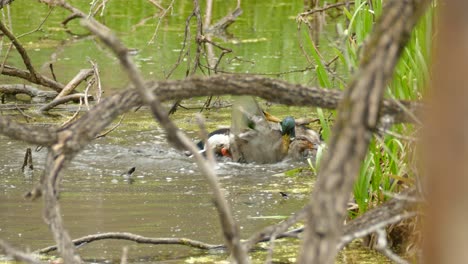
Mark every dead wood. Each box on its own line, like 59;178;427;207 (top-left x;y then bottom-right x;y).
0;84;57;101
36;233;224;254
21;147;33;173
1;65;64;92
55;69;94;99
39;93;91;112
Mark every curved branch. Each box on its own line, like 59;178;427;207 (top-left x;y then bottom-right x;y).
36;232;224;254
148;75;421;124
0;84;57;99
1;65;65;92
0;74;420;149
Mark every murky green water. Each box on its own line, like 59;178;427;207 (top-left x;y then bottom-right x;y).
0;1;388;263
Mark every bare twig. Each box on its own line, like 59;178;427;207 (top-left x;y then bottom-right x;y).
147;0;175;44
96;114;125;138
61;97;83;127
298;1;355;18
374;228;410;264
88;59;102;103
17;7;53;39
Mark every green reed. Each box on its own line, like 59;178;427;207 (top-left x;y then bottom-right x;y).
307;0;432;215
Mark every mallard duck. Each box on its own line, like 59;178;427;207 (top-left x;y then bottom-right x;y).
193;97;321;163
228;97;320;164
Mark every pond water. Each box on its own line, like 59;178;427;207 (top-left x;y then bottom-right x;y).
0;0;388;263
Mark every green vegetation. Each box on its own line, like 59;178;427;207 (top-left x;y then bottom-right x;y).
305;0;431;215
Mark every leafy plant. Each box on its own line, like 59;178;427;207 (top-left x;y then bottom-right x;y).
303;0;431;215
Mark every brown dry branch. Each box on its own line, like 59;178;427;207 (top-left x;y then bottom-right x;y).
1;65;64;92
0;74;421;147
55;69;94;99
0;84;57;100
0;117;58;146
15;104;34;122
0;20;40;82
88;59;102;103
0;239;44;264
120;246;128;264
42;150;82;264
37;233;224;254
244;206;308;251
423;1;468;263
40;93;91;112
21;147;34;172
298;0;430;263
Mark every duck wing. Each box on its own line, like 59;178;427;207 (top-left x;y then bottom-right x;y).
230;97;284;163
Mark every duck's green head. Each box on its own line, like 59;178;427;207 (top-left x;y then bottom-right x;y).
280;116;296;139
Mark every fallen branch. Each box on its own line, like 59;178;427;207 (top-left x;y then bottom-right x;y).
39;93;91;112
0;84;57;101
1;64;64;92
55;68;94;99
36;233;224;254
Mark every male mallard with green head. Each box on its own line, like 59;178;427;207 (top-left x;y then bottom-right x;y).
194;97;321;163
228;97;320;163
